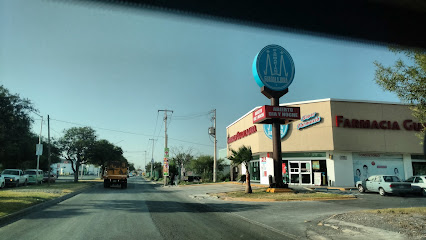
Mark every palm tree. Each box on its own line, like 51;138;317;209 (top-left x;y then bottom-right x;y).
229;145;253;193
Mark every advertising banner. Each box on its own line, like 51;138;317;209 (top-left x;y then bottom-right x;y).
253;105;300;124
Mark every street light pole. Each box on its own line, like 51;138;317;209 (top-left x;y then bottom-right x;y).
36;116;43;185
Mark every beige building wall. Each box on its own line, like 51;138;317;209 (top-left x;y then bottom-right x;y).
330;100;423;154
227;99;423;157
274;100;334;152
227;99;335;156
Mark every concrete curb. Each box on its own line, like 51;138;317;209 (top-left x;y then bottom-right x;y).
0;183;101;227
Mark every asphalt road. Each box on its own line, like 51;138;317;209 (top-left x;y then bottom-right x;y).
0;178;425;240
0;178;288;240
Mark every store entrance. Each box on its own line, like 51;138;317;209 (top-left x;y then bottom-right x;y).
289;161;312;184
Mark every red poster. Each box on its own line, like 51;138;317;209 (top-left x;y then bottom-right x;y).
282;163;286;174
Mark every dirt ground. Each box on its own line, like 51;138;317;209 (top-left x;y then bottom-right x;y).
330;210;426;239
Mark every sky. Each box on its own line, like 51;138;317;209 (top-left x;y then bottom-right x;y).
0;0;403;169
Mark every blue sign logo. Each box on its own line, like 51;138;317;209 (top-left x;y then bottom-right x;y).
252;44;295;91
263;124;289;140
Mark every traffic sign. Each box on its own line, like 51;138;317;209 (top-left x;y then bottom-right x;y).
36;144;43;156
253;44;295;91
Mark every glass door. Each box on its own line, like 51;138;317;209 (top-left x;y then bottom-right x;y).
289;161;300;184
289;161;312;185
300;161;312;184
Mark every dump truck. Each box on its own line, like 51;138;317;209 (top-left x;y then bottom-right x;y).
103;161;128;189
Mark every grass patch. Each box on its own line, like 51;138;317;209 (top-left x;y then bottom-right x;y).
0;182;97;217
219;188;355;201
365;207;426;215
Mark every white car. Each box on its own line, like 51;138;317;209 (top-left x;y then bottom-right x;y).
356;175;412;196
405;175;426;196
0;175;5;189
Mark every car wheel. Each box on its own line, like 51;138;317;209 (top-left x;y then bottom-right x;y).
358;185;365;193
24;180;27;186
0;182;4;189
422;188;426;196
379;188;386;196
15;181;19;187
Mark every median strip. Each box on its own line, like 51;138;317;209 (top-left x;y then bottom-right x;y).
214;188;356;202
0;182;98;221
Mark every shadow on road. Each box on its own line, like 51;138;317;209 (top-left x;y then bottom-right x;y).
23;199;266;220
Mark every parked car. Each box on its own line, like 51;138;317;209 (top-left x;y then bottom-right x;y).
43;172;57;183
356;175;412;196
1;169;29;187
404;175;426;196
24;169;44;184
0;174;5;189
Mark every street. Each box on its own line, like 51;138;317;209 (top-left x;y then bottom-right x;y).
0;178;425;240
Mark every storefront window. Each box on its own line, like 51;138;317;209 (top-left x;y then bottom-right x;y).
413;162;426;175
301;162;310;173
249;161;260;181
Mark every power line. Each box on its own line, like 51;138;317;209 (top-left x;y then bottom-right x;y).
50;118;153;137
49;117;216;148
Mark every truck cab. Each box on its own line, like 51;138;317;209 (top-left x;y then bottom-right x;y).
1;169;29;187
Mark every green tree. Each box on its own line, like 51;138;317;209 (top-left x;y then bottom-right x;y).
89;139;126;175
0;85;37;169
58;127;97;182
128;163;135;172
228;146;253;193
170;147;194;181
145;162;162;179
374;49;426;141
190;155;224;182
20;135;61;171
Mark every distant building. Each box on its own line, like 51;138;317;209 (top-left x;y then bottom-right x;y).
50;159;101;176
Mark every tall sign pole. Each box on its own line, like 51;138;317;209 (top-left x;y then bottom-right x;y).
252;44;297;188
158;109;173;186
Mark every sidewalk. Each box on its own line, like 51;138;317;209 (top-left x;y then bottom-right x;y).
229;181;358;193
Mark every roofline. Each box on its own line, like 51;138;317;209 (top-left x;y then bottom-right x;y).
226;106;261;129
279;98;406;106
226;98;406;129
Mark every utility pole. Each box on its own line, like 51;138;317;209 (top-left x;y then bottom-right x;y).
209;109;217;182
48;115;51;186
158;109;173;186
149;139;155;178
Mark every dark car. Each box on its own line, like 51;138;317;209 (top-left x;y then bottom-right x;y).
43;172;57;183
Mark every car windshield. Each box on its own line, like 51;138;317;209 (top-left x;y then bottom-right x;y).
1;1;425;239
2;170;19;175
383;176;401;182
